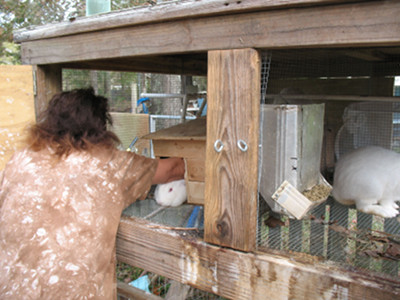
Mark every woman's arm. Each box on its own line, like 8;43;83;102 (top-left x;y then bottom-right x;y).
151;157;185;185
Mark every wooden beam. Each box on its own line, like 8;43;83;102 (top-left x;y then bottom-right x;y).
19;0;400;65
267;50;400;78
34;64;62;118
117;281;163;300
264;94;400;103
152;140;205;160
61;54;208;76
204;48;260;251
14;0;364;43
116;216;400;300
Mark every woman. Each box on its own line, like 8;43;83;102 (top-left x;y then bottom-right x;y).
0;88;184;299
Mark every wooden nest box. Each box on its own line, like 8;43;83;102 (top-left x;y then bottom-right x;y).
143;117;206;205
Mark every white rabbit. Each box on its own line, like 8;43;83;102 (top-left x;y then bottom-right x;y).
332;146;400;218
154;179;187;207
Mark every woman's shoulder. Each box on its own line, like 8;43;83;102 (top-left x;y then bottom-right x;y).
5;148;40;165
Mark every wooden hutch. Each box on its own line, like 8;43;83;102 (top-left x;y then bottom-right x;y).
14;0;400;299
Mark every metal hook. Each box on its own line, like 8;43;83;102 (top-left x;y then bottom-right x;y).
214;139;224;153
237;139;248;152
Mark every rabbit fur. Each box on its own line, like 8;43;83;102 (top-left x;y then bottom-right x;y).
332;146;400;218
154;179;187;207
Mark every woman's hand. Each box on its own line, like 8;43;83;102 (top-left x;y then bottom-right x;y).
151;157;185;185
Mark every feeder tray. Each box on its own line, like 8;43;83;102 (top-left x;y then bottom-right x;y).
272;175;332;219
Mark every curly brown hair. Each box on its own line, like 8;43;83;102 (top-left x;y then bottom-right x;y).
27;87;120;157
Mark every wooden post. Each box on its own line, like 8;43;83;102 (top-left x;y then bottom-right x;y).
34;64;62;118
204;48;260;252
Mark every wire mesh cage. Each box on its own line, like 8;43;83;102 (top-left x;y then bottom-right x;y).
257;49;400;280
60;51;400;296
335;101;400;158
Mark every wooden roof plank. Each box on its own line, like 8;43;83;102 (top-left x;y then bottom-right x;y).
19;0;400;65
13;0;364;43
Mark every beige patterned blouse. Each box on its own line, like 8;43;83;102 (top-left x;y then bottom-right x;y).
0;147;157;299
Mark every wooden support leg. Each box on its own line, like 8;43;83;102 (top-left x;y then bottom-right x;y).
34;64;62;118
204;48;260;252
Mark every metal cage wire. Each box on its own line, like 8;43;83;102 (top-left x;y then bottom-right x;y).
257;50;400;279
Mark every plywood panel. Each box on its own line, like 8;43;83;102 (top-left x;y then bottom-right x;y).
0;65;35;170
185;158;205;181
204;49;260;251
186;181;204;205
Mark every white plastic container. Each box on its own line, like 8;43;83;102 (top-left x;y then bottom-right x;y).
259;103;328;218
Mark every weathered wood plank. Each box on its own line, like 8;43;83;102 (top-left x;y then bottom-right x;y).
14;0;364;43
62;54;208;76
204;48;260;251
116;216;400;300
152;140;205;159
117;281;163;300
19;0;400;65
34;64;62;118
186;181;204;205
185;158;205;181
143;117;206;141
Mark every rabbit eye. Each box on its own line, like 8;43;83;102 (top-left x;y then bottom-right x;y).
169;188;173;193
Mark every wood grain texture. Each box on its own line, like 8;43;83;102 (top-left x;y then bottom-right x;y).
186;181;204;205
185;158;205;181
143;117;206;141
34;65;62;118
19;1;400;65
14;0;362;42
152;140;205;159
116;216;400;300
204;49;260;251
117;281;163;300
61;54;208;76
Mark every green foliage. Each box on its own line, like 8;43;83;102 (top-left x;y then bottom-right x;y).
0;0;85;41
0;0;157;65
0;0;86;65
0;41;20;65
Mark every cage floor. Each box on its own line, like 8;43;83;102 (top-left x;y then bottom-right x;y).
258;197;400;279
122;195;399;280
122;197;204;232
